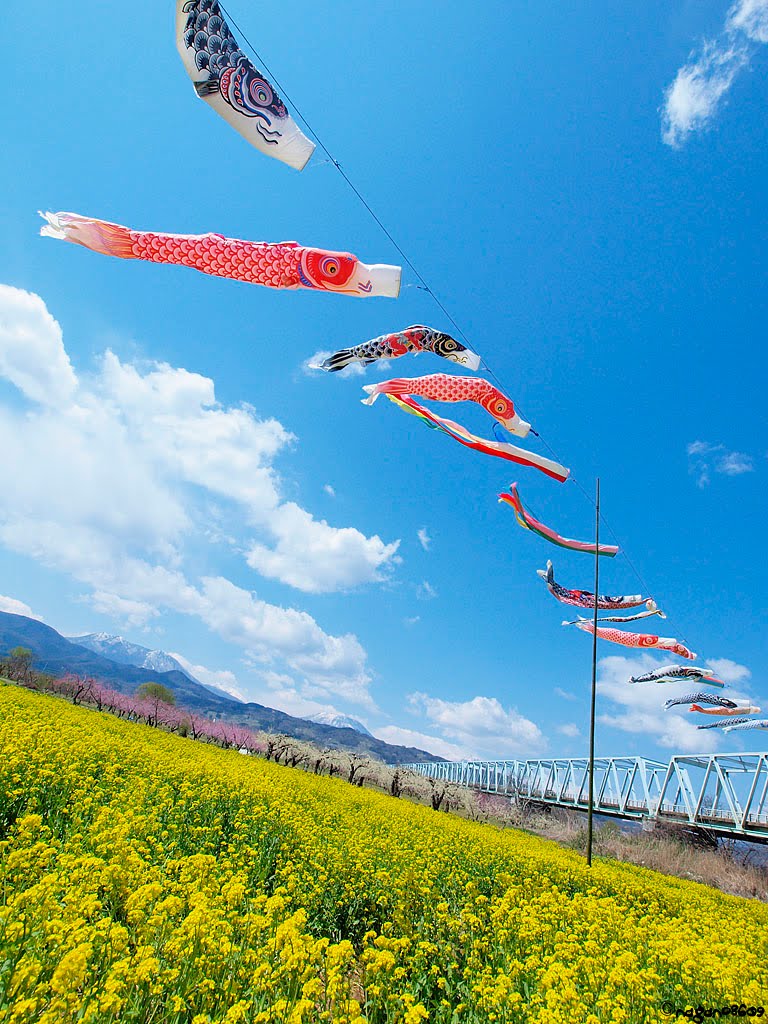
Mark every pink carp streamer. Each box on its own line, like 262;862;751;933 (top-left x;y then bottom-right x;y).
362;373;530;436
690;704;761;716
381;394;569;482
537;560;652;609
40;212;401;297
567;617;697;660
499;485;618;556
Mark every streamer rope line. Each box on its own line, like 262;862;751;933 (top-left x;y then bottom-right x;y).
218;2;691;648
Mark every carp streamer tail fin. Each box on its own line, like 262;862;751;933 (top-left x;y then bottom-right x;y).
321;349;359;372
40;211;136;260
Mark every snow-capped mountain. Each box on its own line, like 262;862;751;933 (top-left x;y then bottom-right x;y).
69;633;244;703
70;633;192;677
307;711;372;736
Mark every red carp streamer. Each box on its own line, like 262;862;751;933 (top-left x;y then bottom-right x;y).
40;212;401;297
499;484;618;556
567;617;697;660
381;394;569;482
363;373;530;436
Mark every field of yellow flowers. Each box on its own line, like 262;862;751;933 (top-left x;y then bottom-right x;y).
1;684;767;1024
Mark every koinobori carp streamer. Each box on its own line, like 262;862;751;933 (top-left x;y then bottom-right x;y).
697;716;759;730
723;719;768;733
665;692;738;709
176;0;316;170
377;394;570;482
40;212;402;298
537;560;653;609
499;485;618;556
690;704;761;716
362;373;530;436
318;325;482;372
562;609;665;625
566;617;697;660
633;666;723;686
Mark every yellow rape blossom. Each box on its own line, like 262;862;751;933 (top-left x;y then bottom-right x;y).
0;683;766;1024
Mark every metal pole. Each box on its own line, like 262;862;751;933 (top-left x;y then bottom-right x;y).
587;478;600;867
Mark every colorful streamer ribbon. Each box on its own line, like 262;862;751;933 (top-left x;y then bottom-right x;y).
384;396;570;482
499;484;616;554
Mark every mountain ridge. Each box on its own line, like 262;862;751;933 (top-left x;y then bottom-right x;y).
0;611;443;764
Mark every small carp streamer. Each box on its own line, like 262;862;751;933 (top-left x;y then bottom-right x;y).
176;0;315;170
634;666;723;686
499;485;618;556
537;560;653;609
690;704;761;716
318;325;481;372
564;608;666;624
40;212;401;298
698;716;758;730
665;692;738;709
378;394;569;481
566;617;697;660
723;719;768;733
362;374;530;435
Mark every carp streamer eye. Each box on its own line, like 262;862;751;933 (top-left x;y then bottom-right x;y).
321;258;340;276
250;78;274;107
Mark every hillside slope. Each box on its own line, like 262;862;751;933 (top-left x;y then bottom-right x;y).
0;611;442;763
1;684;766;1023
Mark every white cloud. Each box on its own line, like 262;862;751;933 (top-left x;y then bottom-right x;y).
662;0;768;147
0;284;78;405
706;657;752;684
303;351;365;378
88;592;159;628
417;527;431;551
558;723;580;738
417;580;438;600
727;0;768;42
324;484;336;498
246;503;400;594
169;651;246;702
255;670;351;720
373;725;468;761
687;440;754;486
555;686;579;702
192;576;377;709
718;451;754;475
594;654;755;752
0;284;387;707
407;691;545;758
0;286;400;597
404;615;421;627
0;594;41;620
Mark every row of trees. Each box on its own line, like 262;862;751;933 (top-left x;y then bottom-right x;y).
0;649;519;822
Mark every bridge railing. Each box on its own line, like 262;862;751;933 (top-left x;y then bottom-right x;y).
399;752;768;839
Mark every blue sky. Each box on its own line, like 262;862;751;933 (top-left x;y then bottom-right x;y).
0;0;766;761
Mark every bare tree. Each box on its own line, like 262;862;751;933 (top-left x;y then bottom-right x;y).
345;752;373;787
